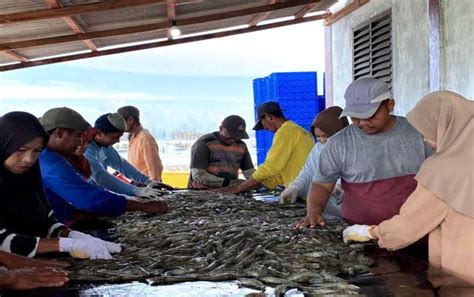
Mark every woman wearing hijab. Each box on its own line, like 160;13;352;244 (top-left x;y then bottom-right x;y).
0;112;120;260
342;91;474;283
279;106;349;214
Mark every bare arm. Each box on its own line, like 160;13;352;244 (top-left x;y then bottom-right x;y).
294;181;336;228
218;176;262;194
125;198;169;215
36;238;61;254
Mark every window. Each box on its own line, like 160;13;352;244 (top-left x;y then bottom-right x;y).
353;11;392;87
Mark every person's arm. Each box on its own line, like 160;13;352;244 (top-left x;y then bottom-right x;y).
191;168;226;187
84;147;140;196
107;146;151;184
125;198;168;215
294;140;342;228
374;184;448;250
0;225;40;257
0;250;68;269
293;181;336;228
41;156;127;217
219;176;262;194
0;267;68;290
189;138;226;188
44;208;67;239
140;135;163;182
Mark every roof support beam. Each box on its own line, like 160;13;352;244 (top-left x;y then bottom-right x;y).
0;12;330;71
323;0;369;26
0;50;30;62
295;3;322;19
0;0;167;24
248;0;276;27
46;0;97;51
0;0;323;52
178;0;322;26
166;0;176;39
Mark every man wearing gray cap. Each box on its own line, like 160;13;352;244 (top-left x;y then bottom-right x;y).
295;78;432;229
221;101;314;194
39;108;168;226
188;115;255;189
117;106;163;182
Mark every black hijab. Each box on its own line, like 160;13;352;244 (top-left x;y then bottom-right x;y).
0;112;53;236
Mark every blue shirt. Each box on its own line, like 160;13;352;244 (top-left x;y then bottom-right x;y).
84;141;151;196
39;148;128;223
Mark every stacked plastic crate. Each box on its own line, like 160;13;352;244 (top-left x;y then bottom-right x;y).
253;72;325;165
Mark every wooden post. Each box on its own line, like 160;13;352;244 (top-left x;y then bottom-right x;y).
324;25;333;107
428;0;440;91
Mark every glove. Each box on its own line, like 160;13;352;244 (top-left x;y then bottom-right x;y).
148;181;175;191
135;185;162;199
68;231;121;253
59;238;112;260
342;224;374;244
279;186;299;204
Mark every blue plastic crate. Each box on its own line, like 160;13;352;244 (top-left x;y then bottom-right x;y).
253;71;325;165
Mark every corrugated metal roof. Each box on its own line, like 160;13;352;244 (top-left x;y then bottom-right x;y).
0;0;337;71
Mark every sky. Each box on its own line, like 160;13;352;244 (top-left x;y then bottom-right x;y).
0;21;326;139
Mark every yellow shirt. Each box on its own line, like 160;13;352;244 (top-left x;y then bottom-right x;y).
128;127;163;181
252;121;314;188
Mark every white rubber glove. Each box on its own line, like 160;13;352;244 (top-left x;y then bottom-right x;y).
279;186;299;204
342;224;374;244
68;231;121;253
59;238;112;260
134;185;162;199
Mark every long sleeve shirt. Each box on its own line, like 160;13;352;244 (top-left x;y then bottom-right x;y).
40;148;128;223
376;184;474;284
291;142;323;197
252;121;314;188
84;141;151;196
0;209;65;257
128;127;163;182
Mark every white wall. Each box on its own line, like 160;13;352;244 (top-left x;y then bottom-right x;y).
328;0;472;116
441;0;474;98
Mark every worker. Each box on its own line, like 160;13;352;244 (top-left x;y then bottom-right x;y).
279;106;349;218
221;101;314;194
39;108;168;225
294;78;432;229
188;115;255;189
84;113;164;197
117;105;164;182
342;91;474;284
1;111;121;260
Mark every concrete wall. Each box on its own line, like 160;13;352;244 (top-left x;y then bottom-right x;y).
440;0;474;98
328;0;472;116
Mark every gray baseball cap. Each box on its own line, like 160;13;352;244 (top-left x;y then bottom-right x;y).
117;105;140;120
253;101;283;130
40;107;90;132
221;115;249;140
340;78;393;119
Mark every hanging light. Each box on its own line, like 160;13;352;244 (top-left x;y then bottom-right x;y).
169;20;181;38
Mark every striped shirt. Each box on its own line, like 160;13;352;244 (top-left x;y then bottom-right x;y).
189;132;254;187
0;208;64;257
